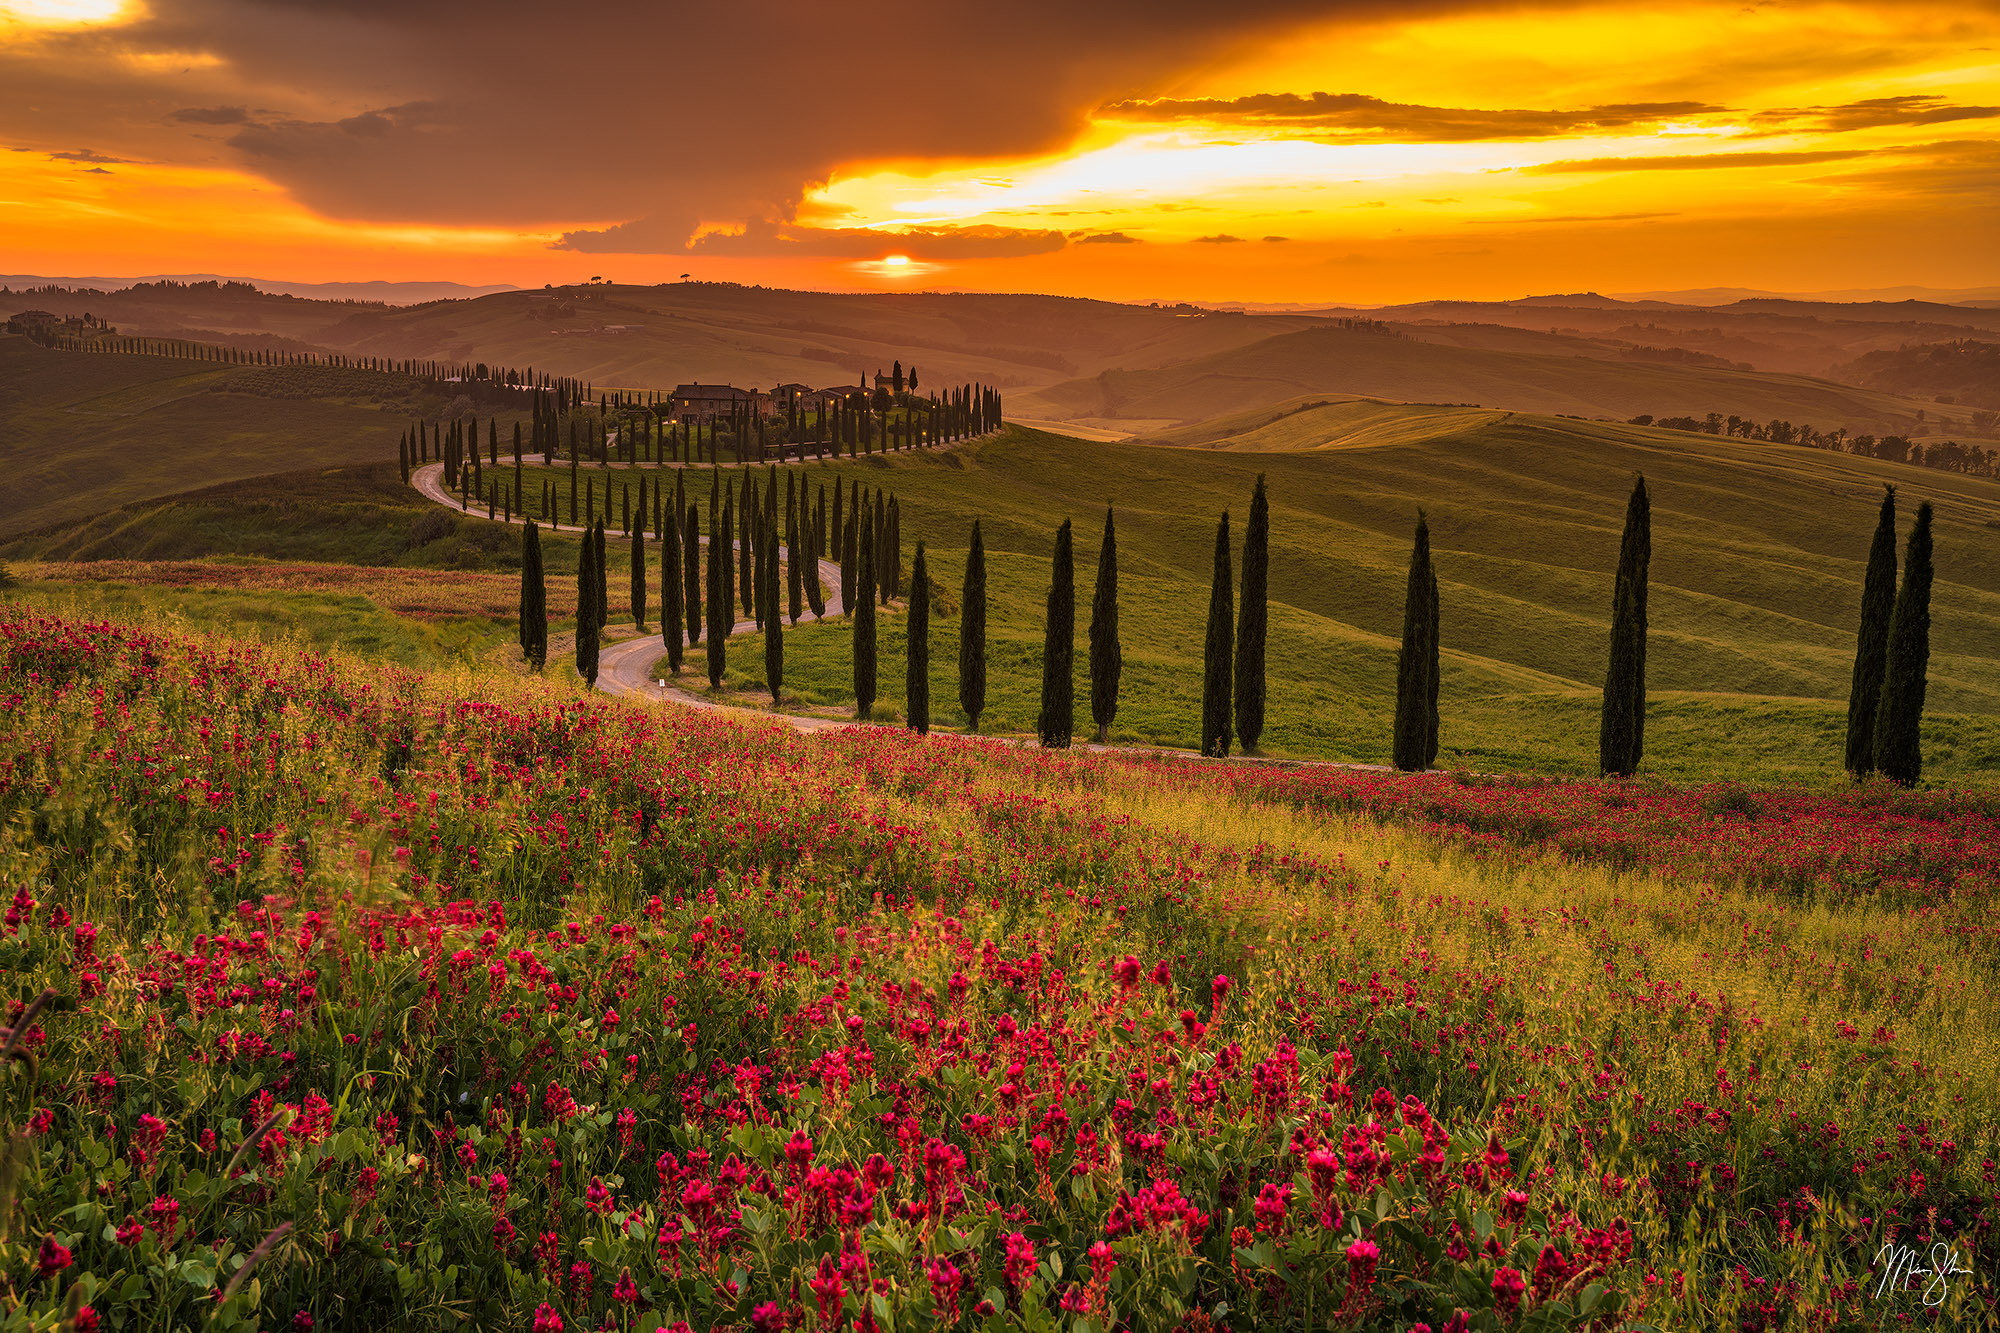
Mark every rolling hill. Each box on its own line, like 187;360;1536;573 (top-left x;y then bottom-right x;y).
1014;323;1947;436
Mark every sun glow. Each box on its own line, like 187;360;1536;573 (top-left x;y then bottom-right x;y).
882;254;911;267
0;0;133;28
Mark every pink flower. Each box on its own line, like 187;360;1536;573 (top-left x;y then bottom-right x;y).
1491;1265;1527;1315
612;1270;640;1305
37;1234;73;1279
532;1304;564;1333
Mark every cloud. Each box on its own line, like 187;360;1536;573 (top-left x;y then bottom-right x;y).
1194;233;1247;243
1524;149;1874;173
1262;235;1290;242
47;148;126;163
1474;211;1678;224
171;105;251;125
1097;91;1731;142
653;219;1068;260
0;0;1477;239
1074;231;1141;244
1754;95;2000;133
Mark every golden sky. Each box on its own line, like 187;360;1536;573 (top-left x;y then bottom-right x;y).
2;0;1996;302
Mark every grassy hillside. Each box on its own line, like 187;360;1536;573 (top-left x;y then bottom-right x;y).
495;418;2000;780
1016;324;1943;435
0;334;461;538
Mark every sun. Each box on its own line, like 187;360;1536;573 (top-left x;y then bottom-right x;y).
0;0;133;26
881;254;912;268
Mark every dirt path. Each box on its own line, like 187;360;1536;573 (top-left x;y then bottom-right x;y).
411;462;1391;771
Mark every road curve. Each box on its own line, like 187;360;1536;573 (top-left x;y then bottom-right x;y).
410;462;1391;770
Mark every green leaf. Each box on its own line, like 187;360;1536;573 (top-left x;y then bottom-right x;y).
870;1293;895;1332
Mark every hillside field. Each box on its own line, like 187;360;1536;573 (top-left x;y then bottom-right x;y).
479;417;2000;781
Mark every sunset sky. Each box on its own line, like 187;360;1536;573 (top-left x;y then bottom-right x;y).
2;0;1996;303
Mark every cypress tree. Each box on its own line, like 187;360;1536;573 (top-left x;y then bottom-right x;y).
1089;507;1121;744
1844;486;1898;777
1201;512;1234;758
594;520;609;630
739;471;755;618
661;502;683;675
518;520;547;670
1392;513;1437;772
840;497;857;613
1426;563;1441;768
763;520;784;702
575;525;600;687
907;542;931;735
854;509;877;719
1599;476;1651;778
720;491;735;631
787;484;804;624
960;521;987;731
705;515;727;689
684;504;703;646
1235;473;1269;752
875;490;890;605
1873;501;1934;787
629;522;646;630
1038;519;1075;749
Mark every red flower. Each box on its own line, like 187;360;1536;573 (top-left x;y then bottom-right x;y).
1491;1265;1527;1315
37;1234;73;1279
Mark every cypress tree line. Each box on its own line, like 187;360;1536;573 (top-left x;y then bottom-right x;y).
1873;501;1934;787
1844;486;1899;777
1235;474;1269;752
683;503;702;646
705;516;727;689
853;509;877;719
1201;512;1234;758
1599;476;1651;778
960;521;988;732
1392;513;1438;773
763;519;784;702
661;503;683;676
907;542;931;736
574;526;600;688
518;521;546;671
1089;507;1121;744
628;523;646;631
1038;519;1075;749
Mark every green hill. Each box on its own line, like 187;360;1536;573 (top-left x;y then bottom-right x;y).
0;334;432;538
1015;324;1942;436
470;416;2000;780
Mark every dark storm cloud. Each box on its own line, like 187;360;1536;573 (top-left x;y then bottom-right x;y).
1098;91;1729;141
0;0;1526;245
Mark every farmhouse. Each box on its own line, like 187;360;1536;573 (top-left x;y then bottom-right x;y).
669;383;771;422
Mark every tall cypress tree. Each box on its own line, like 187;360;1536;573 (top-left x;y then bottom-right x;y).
1873;501;1934;787
739;471;755;618
960;521;988;732
1599;476;1651;778
1201;512;1234;758
763;520;784;702
1235;474;1269;752
518;520;547;670
720;491;735;631
907;542;931;735
853;509;877;718
661;502;683;675
705;514;727;689
574;525;600;687
629;522;646;631
1845;486;1899;777
1039;519;1075;749
683;503;703;646
1089;507;1121;744
1392;513;1437;772
1426;563;1441;769
594;520;609;629
787;484;804;624
840;497;858;614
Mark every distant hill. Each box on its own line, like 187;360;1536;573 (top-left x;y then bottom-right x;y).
0;274;519;304
1013;323;1950;436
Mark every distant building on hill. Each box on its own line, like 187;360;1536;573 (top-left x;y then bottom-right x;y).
669;383;771;422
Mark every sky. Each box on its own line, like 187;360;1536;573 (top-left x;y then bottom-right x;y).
2;0;1996;304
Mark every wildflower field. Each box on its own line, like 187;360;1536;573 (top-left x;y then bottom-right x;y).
0;606;1994;1332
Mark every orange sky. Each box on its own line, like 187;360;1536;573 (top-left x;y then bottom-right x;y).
2;0;1996;302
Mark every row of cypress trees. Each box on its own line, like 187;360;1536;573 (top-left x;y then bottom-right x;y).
512;467;1940;783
